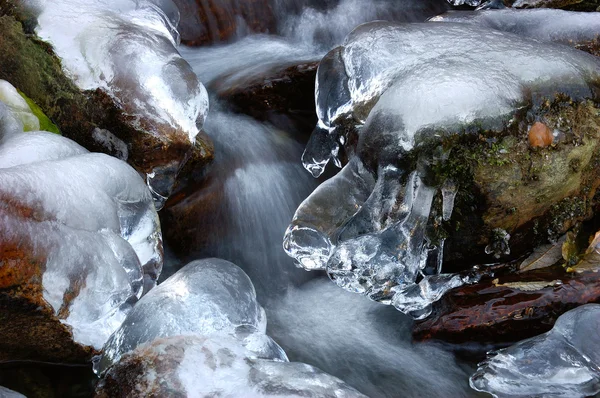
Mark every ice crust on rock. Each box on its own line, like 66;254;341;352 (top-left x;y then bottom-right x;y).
97;259;364;396
98;334;366;397
430;9;600;44
26;0;208;142
286;21;600;317
96;258;285;374
470;304;600;398
0;92;163;349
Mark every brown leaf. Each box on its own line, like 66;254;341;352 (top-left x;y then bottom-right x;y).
519;235;566;273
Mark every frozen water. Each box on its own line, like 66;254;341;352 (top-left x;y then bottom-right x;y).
97;259;366;396
26;0;208;141
100;334;366;397
288;21;600;316
0;93;162;349
430;9;600;44
96;258;286;374
0;80;40;132
23;0;209;202
0;386;26;398
470;304;600;398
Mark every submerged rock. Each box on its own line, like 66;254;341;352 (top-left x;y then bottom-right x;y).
7;1;211;207
0;93;162;362
95;259;364;397
284;20;600;317
470;304;600;398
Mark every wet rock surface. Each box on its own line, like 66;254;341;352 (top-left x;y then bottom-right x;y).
173;0;276;46
213;61;319;132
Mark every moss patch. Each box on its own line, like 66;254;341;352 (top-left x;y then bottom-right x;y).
18;89;60;134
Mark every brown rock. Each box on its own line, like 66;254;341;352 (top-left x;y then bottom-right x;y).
173;0;275;46
413;265;600;344
528;121;553;148
213;60;319;132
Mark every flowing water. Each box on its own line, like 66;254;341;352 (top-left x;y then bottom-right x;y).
167;1;483;396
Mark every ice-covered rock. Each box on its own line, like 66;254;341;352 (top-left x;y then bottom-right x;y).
470;304;600;398
95;335;366;398
96;258;286;374
0;91;162;361
96;259;364;397
430;9;600;44
22;0;210;206
285;21;600;317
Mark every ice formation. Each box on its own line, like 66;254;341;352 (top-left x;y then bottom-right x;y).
430;9;600;43
0;82;163;348
23;0;209;201
470;304;600;398
285;21;600;317
96;258;286;374
96;259;365;397
0;386;26;398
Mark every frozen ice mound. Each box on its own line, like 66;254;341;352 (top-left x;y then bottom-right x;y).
96;258;285;374
23;0;209;204
0;87;163;349
96;258;365;397
430;9;600;44
285;21;600;318
470;304;600;398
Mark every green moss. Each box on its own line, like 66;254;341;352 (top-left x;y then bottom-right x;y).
17;89;60;134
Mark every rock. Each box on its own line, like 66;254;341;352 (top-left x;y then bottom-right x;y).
528;121;553;147
213;61;319;132
284;20;600;316
173;0;276;46
0;96;162;362
0;4;213;207
412;265;600;343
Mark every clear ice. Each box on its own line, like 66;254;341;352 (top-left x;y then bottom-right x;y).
97;259;365;397
470;304;600;398
0;386;26;398
430;9;600;44
96;258;285;374
0;81;163;349
24;0;209;200
285;21;600;317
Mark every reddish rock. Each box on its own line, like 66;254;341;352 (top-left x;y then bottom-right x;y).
173;0;276;46
528;121;554;148
413;265;600;344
